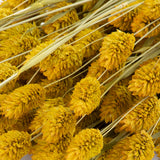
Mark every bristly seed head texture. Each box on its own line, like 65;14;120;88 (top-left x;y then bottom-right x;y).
1;84;45;119
98;30;135;70
66;128;103;160
70;76;101;118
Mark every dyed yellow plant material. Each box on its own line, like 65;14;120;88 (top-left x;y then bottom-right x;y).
128;58;160;97
0;8;12;19
98;30;135;70
105;130;154;160
29;98;64;132
100;85;133;123
32;133;72;160
0;130;31;160
8;0;37;9
116;96;160;133
0;23;40;40
1;84;45;119
41;105;76;143
0;35;40;66
70;77;101;117
108;0;142;31
66;128;103;160
74;28;103;58
43;1;79;34
0;62;18;94
132;0;160;37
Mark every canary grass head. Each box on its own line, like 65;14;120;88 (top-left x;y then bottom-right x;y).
105;130;154;160
0;130;31;160
74;28;103;59
116;96;160;133
29;97;64;132
128;58;160;97
0;62;18;94
131;0;160;37
87;60;119;83
43;1;79;35
32;133;72;160
108;0;142;31
100;85;133;124
0;34;40;66
98;30;135;70
70;76;101;118
66;128;103;160
1;84;45;119
41;105;76;143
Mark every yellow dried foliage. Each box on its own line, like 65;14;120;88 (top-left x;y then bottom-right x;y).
8;0;37;10
0;62;18;94
98;30;135;70
40;78;73;99
43;2;79;34
74;28;103;59
87;60;119;83
70;77;101;117
116;96;160;133
108;0;143;31
100;85;133;123
0;8;12;19
131;0;160;37
105;130;154;160
66;128;103;160
155;144;160;158
0;34;40;66
128;58;160;97
82;0;98;12
0;130;31;160
25;40;53;68
75;108;101;134
40;44;83;81
41;105;76;143
0;23;40;40
1;84;45;119
29;98;64;132
32;133;72;160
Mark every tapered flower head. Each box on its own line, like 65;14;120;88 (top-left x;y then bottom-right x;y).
0;62;18;94
66;128;103;160
0;130;31;160
1;84;45;119
43;1;79;34
131;0;160;37
116;96;160;133
41;105;76;143
105;130;154;160
29;98;64;132
98;30;135;70
128;58;160;97
32;133;72;160
70;76;101;117
87;60;119;83
100;85;133;123
74;28;102;58
108;0;142;31
0;34;40;66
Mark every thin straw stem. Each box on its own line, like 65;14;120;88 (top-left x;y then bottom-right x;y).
101;96;148;137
